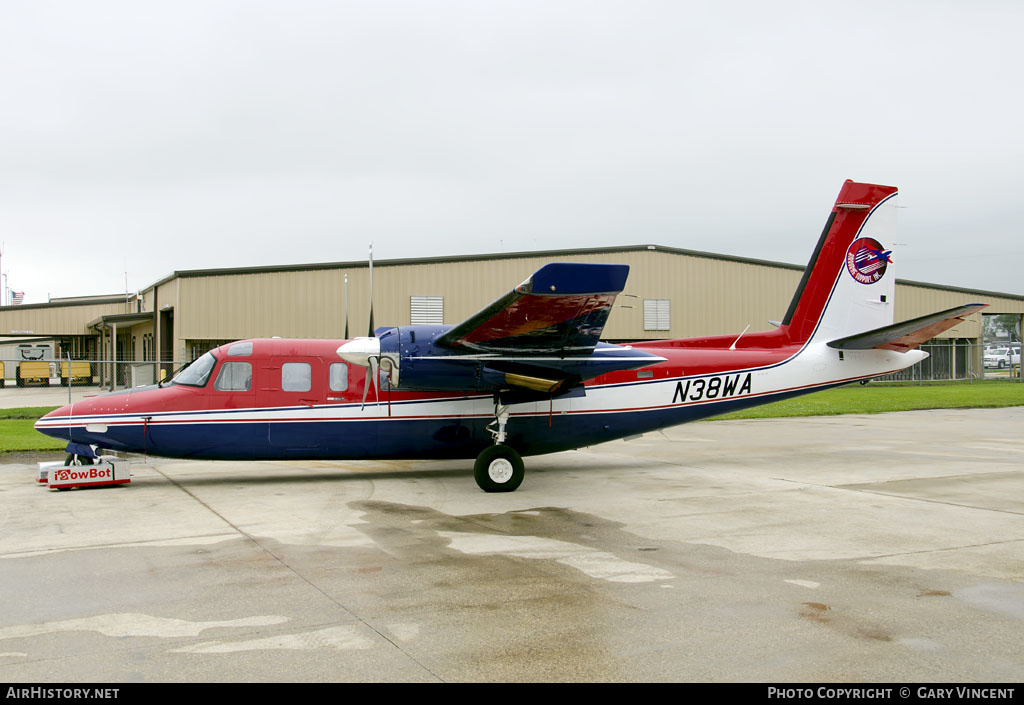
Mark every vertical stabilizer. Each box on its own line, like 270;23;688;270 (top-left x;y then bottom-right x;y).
782;180;899;345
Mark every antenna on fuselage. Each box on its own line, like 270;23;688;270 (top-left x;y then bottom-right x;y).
729;324;751;351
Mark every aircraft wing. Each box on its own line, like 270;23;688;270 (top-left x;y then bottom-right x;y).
827;304;987;352
435;262;630;355
344;262;665;397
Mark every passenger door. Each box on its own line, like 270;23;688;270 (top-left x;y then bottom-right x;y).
266;356;326;452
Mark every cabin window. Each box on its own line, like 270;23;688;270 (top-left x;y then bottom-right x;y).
329;363;349;392
228;342;253;356
214;361;252;391
281;362;312;392
643;299;671;331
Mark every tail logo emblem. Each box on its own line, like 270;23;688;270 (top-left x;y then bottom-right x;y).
846;238;892;285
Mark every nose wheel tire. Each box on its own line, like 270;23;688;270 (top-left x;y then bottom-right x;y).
474;444;525;493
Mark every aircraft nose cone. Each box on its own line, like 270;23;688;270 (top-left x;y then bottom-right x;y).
34;404;73;440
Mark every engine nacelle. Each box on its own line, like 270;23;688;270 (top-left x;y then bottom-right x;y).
339;325;665;395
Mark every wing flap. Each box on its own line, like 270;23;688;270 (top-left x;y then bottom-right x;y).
827;304;987;352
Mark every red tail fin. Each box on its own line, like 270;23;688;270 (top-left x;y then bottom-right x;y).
781;180;900;345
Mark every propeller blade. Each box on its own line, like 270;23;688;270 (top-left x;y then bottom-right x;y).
358;356;380;411
369;356;379;407
360;361;371;410
367;243;374;337
341;337;384;411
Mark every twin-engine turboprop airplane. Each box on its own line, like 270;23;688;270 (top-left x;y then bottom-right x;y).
35;180;984;492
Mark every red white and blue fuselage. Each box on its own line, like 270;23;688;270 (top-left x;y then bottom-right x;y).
32;337;927;462
34;181;983;490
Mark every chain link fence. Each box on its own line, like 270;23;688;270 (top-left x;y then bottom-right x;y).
874;340;1021;383
3;341;1020;389
0;358;190;389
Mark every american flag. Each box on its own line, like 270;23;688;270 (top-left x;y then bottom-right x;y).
11;291;24;305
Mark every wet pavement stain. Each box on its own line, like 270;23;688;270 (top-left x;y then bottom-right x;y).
348;501;681;583
800;602;831;623
335;501;692;680
799;601;894;644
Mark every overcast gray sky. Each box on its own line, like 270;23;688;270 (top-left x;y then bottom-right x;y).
2;0;1022;305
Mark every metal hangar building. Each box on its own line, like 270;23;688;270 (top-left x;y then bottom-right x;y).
2;244;1022;385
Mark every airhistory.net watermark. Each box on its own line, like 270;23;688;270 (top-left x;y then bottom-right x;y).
6;689;119;700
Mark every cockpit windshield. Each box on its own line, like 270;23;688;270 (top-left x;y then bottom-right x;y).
170;352;217;387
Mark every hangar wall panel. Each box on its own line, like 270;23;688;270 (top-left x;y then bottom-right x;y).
171;249;813;343
0;301;129;337
167;249;1024;345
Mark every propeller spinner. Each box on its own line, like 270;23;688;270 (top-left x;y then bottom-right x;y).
337;337;399;409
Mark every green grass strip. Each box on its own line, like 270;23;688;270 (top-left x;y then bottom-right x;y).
0;407;64;453
0;406;61;420
1;420;67;452
711;380;1024;421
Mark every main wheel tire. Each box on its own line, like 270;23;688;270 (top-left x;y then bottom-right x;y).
474;444;525;493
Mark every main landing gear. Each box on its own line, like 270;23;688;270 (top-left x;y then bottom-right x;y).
474;403;525;493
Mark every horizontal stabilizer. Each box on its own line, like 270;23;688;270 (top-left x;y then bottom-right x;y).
436;262;630;355
827;304;987;352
